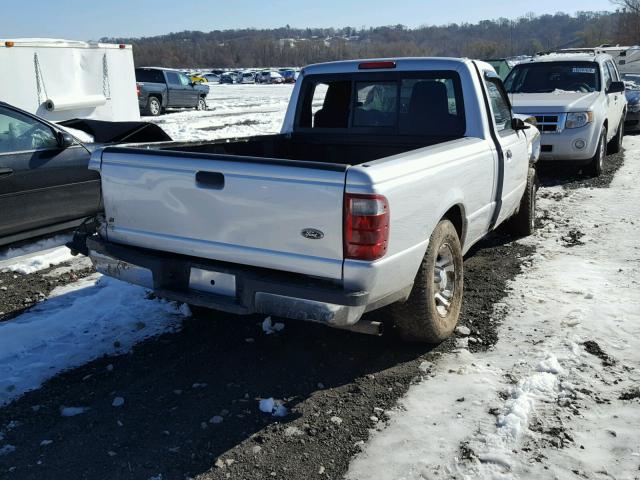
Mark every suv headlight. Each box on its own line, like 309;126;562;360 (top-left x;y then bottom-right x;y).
565;112;594;129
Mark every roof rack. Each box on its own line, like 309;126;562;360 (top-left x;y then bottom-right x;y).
535;49;599;56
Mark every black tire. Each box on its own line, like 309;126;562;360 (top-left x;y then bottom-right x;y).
607;119;624;154
587;128;607;177
507;167;537;237
388;220;463;343
197;97;207;111
145;96;162;117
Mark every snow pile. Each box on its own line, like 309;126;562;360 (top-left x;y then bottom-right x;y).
60;406;88;417
262;316;285;335
0;234;71;261
348;137;640;479
258;398;288;417
0;246;75;274
0;274;190;406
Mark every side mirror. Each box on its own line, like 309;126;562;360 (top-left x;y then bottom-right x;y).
608;81;625;94
56;131;75;148
511;117;530;131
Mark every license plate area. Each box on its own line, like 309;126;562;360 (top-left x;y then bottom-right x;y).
189;268;236;297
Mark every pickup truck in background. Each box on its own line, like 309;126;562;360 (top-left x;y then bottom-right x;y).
505;52;627;176
135;67;210;116
71;58;540;344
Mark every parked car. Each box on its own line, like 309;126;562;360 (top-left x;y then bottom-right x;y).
241;72;256;84
279;69;297;83
135;67;210;117
190;74;207;84
622;72;640;131
202;73;220;84
0;102;170;247
505;52;626;176
219;74;234;84
71;58;540;344
257;71;284;84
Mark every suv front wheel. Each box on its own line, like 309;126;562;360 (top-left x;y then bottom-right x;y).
587;127;607;177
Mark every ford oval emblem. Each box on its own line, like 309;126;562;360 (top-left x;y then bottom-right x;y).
301;228;324;240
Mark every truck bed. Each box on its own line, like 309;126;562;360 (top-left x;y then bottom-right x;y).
92;132;462;282
157;133;453;166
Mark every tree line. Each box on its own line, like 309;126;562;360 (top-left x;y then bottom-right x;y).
102;10;638;69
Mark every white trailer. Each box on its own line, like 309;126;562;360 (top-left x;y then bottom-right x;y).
0;38;140;122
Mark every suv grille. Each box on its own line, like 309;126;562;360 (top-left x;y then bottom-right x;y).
532;114;566;133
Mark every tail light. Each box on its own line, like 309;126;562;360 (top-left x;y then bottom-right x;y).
136;84;140;96
358;61;396;70
344;193;389;261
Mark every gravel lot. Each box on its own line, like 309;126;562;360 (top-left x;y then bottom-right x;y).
0;148;626;479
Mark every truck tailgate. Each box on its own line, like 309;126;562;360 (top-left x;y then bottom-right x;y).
92;148;348;280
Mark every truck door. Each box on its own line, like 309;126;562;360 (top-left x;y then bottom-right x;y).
165;71;185;107
481;71;529;225
605;60;625;134
0;105;100;239
178;72;198;106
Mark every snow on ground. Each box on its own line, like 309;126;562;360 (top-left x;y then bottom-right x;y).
0;86;294;409
348;138;640;479
0;234;77;274
147;84;294;142
0;246;75;275
0;274;190;406
0;234;71;262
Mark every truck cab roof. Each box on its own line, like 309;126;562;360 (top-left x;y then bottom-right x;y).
302;57;490;75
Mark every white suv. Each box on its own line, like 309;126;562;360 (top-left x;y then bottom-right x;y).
505;52;626;176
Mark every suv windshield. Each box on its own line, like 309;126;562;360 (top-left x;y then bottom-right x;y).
505;61;600;93
623;73;640;90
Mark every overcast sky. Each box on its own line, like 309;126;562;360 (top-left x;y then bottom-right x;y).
0;0;616;40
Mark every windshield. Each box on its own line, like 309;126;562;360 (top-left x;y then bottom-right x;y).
505;61;600;93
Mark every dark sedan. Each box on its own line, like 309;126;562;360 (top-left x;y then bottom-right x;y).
0;102;170;247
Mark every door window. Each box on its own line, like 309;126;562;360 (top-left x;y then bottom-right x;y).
605;61;619;82
603;63;613;91
166;72;181;86
0;107;59;154
484;79;513;132
179;73;191;87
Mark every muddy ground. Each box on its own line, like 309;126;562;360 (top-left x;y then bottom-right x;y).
0;150;625;480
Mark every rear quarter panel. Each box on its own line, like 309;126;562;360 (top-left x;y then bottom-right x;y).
343;137;496;302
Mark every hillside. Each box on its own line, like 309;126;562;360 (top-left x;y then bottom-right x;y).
103;11;624;68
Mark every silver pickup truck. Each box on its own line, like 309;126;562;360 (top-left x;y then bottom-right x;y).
71;58;540;343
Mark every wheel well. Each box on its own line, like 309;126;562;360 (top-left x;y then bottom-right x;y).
149;94;161;103
442;205;465;243
603;118;608;132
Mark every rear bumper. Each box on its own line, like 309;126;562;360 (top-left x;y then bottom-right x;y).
86;236;370;328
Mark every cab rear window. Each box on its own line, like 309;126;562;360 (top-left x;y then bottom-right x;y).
296;71;466;137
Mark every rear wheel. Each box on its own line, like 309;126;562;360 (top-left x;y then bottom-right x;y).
587;128;606;177
607;119;624;154
197;97;207;111
146;96;161;117
507;167;537;237
388;220;463;343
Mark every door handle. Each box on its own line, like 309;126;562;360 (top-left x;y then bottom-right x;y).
0;167;14;176
195;171;225;190
506;150;513;159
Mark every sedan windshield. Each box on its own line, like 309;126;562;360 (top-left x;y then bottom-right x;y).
505;61;600;93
